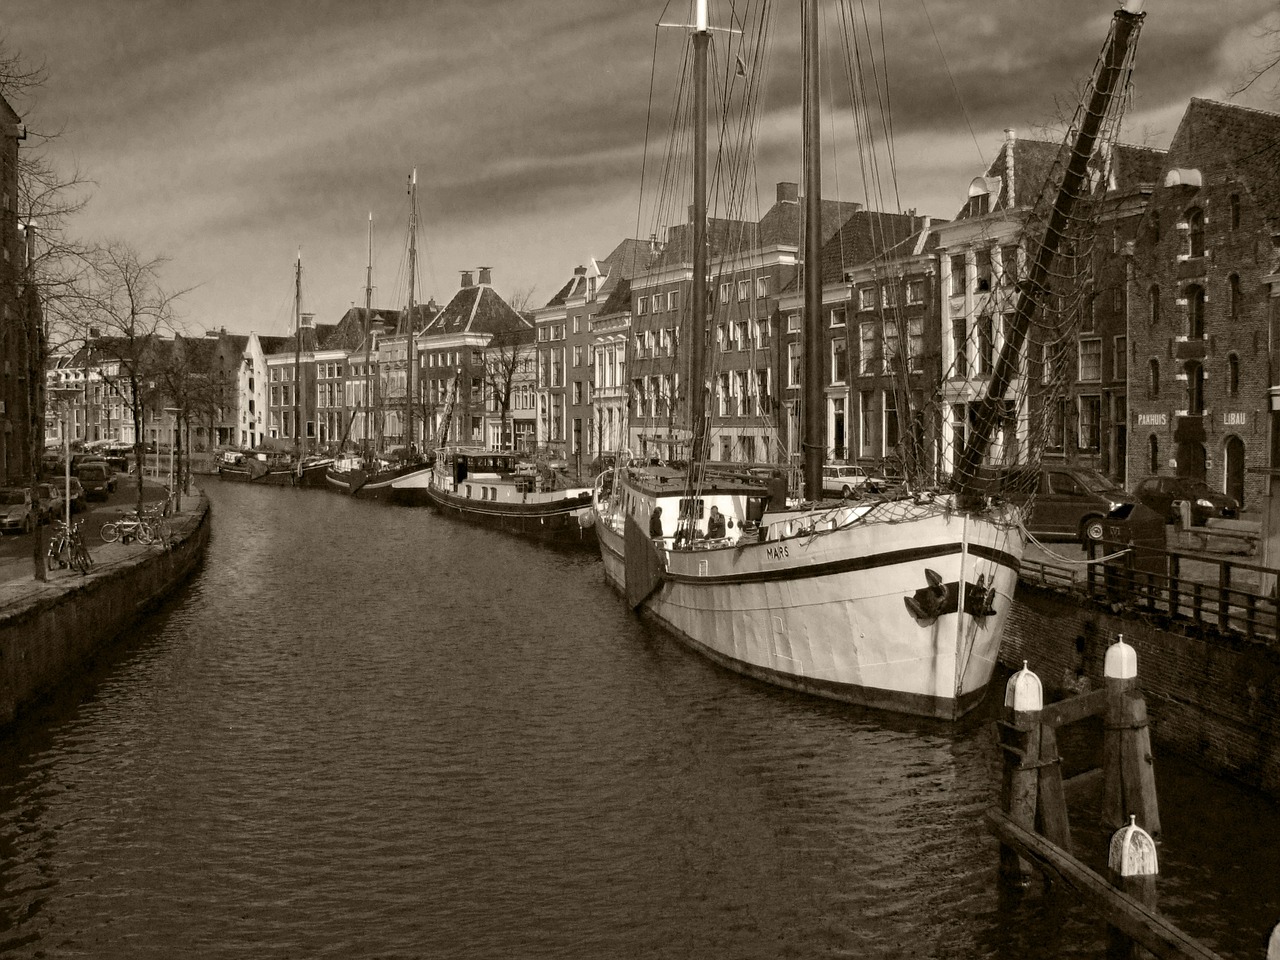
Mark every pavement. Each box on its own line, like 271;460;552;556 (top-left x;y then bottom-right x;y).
0;474;198;610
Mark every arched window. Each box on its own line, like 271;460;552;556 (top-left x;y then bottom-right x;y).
1227;353;1240;396
1186;285;1206;339
1148;435;1159;474
1149;284;1160;326
1185;360;1204;415
1229;274;1242;320
1148;358;1160;399
1187;208;1205;258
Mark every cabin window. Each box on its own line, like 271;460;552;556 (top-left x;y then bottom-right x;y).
679;497;705;520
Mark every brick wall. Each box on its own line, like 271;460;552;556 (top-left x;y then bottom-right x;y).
1004;581;1280;797
0;498;211;727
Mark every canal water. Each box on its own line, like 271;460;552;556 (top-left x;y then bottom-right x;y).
0;482;1276;959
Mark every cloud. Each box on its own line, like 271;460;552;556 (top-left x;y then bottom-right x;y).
5;0;1279;335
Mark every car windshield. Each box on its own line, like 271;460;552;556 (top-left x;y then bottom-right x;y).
0;490;27;505
1078;472;1119;494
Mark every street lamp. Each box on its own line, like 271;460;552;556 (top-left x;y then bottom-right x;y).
164;407;179;498
49;387;80;530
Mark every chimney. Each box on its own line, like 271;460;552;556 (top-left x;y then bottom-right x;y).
776;181;799;204
478;266;492;286
574;265;587;277
460;270;474;288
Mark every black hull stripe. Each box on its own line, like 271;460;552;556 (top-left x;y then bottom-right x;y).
424;491;590;521
662;539;1020;585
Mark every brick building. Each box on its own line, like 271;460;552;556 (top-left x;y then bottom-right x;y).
1128;99;1280;511
0;94;36;484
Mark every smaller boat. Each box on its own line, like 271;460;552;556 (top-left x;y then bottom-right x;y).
217;452;296;485
326;454;426;499
414;447;596;546
295;455;335;488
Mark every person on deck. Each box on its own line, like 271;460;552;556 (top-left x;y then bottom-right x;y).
706;505;726;539
649;506;664;539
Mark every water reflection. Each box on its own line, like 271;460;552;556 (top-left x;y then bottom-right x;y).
0;482;1273;958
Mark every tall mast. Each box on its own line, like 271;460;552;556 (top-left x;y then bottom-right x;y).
953;0;1145;507
405;168;418;456
363;213;373;456
801;0;823;502
294;248;303;461
687;0;709;469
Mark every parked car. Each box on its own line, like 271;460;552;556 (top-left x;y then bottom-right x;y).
75;459;118;500
821;464;884;498
35;482;65;522
0;487;36;535
1131;475;1239;526
996;466;1136;543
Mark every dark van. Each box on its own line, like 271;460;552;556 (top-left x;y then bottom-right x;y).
75;460;118;501
997;466;1135;543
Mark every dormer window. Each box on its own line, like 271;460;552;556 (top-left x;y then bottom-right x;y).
966;177;992;217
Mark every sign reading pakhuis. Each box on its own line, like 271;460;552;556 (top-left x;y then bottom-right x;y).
1136;412;1167;426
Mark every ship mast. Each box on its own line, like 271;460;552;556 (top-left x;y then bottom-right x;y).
954;0;1145;508
363;213;373;458
687;0;709;471
293;248;303;462
405;169;418;458
801;0;822;503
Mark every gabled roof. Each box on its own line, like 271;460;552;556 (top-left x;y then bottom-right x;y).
756;196;864;248
424;284;532;337
328;306;402;352
1163;98;1280;232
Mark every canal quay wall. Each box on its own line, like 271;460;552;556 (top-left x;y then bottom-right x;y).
1003;578;1280;798
0;496;210;728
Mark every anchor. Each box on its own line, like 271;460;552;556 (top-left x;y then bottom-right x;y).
904;568;952;622
963;572;999;618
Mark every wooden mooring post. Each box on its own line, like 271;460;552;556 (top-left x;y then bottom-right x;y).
986;637;1226;960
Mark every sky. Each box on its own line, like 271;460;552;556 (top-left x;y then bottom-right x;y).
4;0;1280;341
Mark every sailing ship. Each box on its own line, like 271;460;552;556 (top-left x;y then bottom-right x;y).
326;176;431;498
219;252;313;487
592;0;1145;718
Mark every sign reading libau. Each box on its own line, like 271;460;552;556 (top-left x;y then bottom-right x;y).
1136;412;1167;426
1222;411;1248;426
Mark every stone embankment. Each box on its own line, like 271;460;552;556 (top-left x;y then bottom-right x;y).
1009;536;1280;798
0;493;210;727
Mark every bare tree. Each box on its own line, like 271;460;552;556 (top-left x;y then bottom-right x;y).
482;328;535;451
148;334;222;506
81;242;185;508
1228;18;1280;97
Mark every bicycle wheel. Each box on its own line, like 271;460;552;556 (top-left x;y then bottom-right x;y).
46;543;61;571
135;522;155;545
99;521;120;543
155;518;173;545
73;543;92;575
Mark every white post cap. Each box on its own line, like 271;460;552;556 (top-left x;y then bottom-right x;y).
1004;660;1044;712
1104;635;1138;680
1108;815;1159;876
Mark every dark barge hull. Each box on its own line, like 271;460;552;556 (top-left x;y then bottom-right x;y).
422;486;597;547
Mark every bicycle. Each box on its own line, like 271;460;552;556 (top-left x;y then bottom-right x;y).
99;511;154;545
47;518;93;575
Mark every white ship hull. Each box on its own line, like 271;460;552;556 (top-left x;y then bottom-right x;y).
594;482;1024;719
